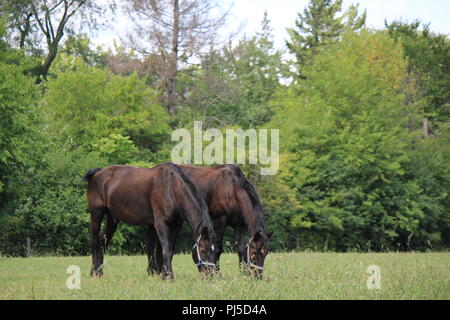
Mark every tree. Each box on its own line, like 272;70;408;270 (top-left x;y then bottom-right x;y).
269;30;449;250
0;142;106;256
0;20;40;195
60;33;105;67
0;21;44;255
386;20;450;138
31;0;104;81
286;0;366;79
0;0;105;81
43;57;170;157
124;0;229;114
180;12;285;128
385;21;450;248
0;0;35;50
0;63;38;188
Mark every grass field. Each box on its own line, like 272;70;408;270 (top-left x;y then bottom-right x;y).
0;252;449;300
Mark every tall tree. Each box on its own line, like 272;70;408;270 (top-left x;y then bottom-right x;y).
0;0;35;50
270;30;447;250
60;33;105;67
31;0;104;81
386;20;450;138
0;19;41;209
42;59;170;153
179;12;285;128
286;0;366;79
124;0;229;115
0;0;104;81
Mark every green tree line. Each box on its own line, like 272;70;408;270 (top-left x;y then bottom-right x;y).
0;0;449;256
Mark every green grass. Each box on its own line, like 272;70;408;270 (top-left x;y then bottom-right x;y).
0;252;449;300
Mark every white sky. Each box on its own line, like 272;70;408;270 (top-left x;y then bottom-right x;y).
94;0;450;50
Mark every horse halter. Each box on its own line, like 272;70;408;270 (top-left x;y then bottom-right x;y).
192;235;216;268
245;236;265;272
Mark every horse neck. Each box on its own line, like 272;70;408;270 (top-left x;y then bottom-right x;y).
182;206;210;240
245;205;266;237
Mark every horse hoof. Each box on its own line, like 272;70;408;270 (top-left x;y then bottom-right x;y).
148;268;161;277
162;273;174;281
90;268;104;278
90;273;103;278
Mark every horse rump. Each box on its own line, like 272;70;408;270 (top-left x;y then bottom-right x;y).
82;168;102;182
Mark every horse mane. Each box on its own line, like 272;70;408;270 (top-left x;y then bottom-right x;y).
225;165;266;234
224;165;260;209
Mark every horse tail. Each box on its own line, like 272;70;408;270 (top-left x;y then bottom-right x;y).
82;168;102;182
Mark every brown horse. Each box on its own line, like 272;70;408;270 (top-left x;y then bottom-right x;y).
148;164;272;278
83;163;216;280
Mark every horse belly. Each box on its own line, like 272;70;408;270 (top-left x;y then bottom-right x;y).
107;186;154;226
109;205;153;226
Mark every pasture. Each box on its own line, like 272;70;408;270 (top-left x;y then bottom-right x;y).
1;252;448;300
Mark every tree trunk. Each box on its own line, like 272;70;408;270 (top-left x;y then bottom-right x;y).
19;13;33;49
25;237;32;257
30;0;71;83
35;44;58;83
423;117;429;138
42;45;58;77
168;0;179;115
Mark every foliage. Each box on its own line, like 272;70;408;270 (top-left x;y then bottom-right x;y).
124;0;230;114
286;0;366;79
0;60;38;192
386;20;450;134
43;58;170;156
0;141;105;256
0;20;40;202
60;34;106;68
268;30;449;251
179;12;285;128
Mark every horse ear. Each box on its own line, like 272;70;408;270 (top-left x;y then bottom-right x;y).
267;232;273;240
253;230;262;241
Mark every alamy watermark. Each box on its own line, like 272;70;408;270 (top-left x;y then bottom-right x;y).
366;265;381;290
171;121;279;175
66;265;81;290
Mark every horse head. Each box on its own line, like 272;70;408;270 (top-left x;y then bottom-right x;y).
243;230;273;278
192;225;217;275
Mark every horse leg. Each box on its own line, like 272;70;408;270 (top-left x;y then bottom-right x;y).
100;211;118;252
90;208;105;277
234;224;247;273
155;235;163;274
212;217;226;271
155;221;174;280
146;225;163;276
169;219;183;258
159;219;182;276
148;220;178;275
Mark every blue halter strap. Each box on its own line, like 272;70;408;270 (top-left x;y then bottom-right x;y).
193;235;216;268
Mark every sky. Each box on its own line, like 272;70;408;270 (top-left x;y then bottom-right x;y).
227;0;450;48
94;0;450;50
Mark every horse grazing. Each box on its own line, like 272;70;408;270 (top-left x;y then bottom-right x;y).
147;164;271;278
83;163;216;280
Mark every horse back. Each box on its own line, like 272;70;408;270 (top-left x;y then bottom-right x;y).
86;165;166;224
179;165;257;222
86;164;208;227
